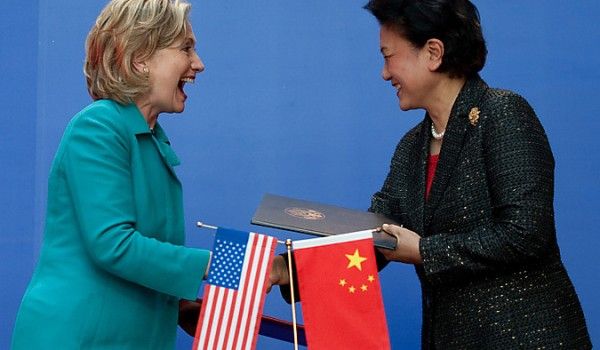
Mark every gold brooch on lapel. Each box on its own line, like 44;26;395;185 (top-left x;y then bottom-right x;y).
468;107;480;126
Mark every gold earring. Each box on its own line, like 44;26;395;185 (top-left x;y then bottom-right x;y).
143;66;149;74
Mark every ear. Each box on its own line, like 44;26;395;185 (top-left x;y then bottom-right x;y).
132;53;149;74
132;60;146;74
424;38;444;71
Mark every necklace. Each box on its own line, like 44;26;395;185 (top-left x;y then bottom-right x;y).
431;123;445;140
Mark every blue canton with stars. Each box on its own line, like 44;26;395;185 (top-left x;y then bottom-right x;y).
207;228;249;290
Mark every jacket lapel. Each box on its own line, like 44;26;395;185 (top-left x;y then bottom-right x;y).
406;120;430;235
423;77;489;230
149;123;181;181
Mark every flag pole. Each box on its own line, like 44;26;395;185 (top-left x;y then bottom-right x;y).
196;221;286;244
285;239;299;350
196;221;219;230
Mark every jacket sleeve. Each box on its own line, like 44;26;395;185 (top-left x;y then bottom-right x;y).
419;93;557;286
370;129;420;271
60;105;210;300
369;126;420;219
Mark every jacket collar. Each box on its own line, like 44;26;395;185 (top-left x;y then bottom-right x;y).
119;103;182;180
120;102;153;135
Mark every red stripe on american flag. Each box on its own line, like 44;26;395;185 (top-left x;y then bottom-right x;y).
245;235;275;350
234;233;266;349
228;233;255;350
194;232;276;350
193;283;214;349
219;288;236;349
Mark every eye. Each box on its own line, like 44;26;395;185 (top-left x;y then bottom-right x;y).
181;44;196;55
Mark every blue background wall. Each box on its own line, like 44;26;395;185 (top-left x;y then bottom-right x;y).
1;1;598;348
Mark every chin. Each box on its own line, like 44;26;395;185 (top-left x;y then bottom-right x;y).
171;103;185;114
398;97;418;111
398;102;411;111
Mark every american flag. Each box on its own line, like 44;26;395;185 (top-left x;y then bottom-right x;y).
193;228;277;350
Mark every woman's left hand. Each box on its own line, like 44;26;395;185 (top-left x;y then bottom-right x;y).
266;255;289;293
377;224;423;264
178;299;201;336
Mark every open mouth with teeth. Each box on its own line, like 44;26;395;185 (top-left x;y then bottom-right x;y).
178;77;195;99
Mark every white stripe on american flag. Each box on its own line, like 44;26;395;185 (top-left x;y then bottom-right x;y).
228;233;257;349
224;286;242;349
196;232;275;350
215;288;234;350
220;288;236;348
196;284;215;349
235;234;264;350
207;286;225;349
244;235;275;350
225;233;257;349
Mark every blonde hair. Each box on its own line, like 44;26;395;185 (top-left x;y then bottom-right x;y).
84;0;191;104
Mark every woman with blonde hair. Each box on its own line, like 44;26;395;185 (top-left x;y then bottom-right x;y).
12;0;210;348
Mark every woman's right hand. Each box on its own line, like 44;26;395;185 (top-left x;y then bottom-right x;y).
377;224;423;264
267;255;289;293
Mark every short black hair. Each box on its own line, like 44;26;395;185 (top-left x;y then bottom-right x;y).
364;0;487;78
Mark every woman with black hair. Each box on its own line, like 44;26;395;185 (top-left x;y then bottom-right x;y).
268;0;592;349
363;0;592;348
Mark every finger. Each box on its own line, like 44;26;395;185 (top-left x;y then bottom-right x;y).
379;249;395;261
382;223;400;236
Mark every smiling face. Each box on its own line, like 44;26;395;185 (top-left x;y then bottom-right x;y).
379;25;436;111
137;24;204;122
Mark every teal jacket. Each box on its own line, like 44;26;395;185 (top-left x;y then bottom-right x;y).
12;100;210;349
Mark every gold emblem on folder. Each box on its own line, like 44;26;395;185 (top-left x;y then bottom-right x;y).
285;207;326;220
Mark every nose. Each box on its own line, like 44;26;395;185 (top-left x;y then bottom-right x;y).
381;64;391;81
191;51;205;73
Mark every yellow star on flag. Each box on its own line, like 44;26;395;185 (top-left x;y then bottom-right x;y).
345;249;367;271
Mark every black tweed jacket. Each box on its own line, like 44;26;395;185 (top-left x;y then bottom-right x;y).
370;76;591;349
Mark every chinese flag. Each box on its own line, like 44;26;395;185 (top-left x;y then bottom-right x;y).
292;230;391;349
